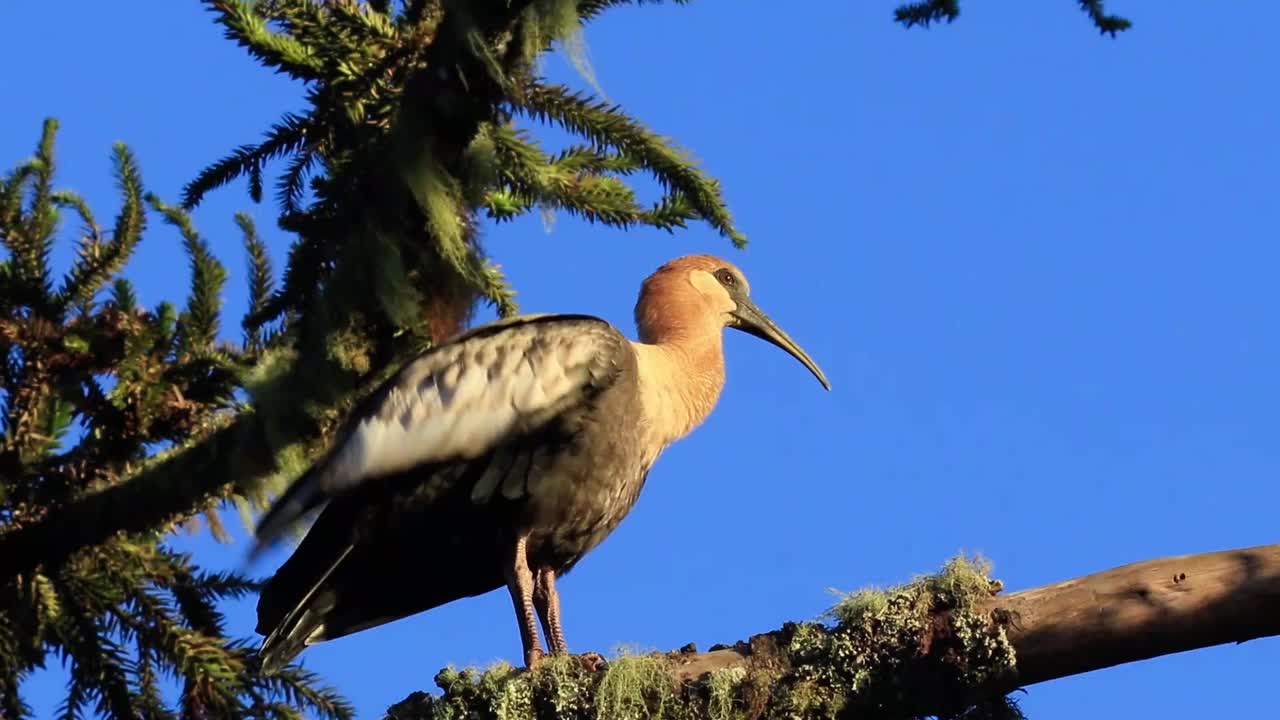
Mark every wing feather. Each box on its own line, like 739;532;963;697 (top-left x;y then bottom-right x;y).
470;447;512;503
253;314;624;548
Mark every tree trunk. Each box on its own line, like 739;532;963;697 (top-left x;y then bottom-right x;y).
384;543;1280;720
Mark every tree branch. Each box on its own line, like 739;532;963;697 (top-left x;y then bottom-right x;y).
0;416;272;579
991;542;1280;686
672;542;1280;686
385;543;1280;719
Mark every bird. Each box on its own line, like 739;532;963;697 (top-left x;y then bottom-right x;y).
250;254;830;673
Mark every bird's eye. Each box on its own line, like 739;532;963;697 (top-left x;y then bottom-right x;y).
717;270;736;286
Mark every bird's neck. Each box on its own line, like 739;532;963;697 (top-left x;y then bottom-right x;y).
632;333;726;448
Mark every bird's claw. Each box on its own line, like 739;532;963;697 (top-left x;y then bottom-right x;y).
525;647;546;669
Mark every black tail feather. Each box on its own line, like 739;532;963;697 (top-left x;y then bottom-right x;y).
250;468;325;562
257;543;354;675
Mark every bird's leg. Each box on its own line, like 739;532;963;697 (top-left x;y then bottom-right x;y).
504;535;544;668
532;567;568;655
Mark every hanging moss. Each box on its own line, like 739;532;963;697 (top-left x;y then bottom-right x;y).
384;556;1022;720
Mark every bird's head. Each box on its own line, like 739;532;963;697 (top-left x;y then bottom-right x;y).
635;254;830;390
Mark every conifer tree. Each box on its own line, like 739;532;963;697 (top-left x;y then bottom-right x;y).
0;120;351;719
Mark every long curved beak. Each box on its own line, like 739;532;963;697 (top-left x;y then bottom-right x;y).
729;299;831;390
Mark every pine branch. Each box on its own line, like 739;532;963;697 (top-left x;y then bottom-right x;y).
894;0;1131;33
2;119;60;306
57;143;146;309
130;648;174;720
50;190;99;243
157;554;232;637
275;148;316;214
248;660;355;720
204;0;324;82
108;143;146;260
1077;0;1132;36
56;675;89;720
512;81;746;246
639;192;699;232
486;124;647;227
236;213;275;351
551;144;641;174
324;0;399;44
0;164;37;232
128;588;243;689
109;278;137;312
257;232;326;330
576;0;693;23
146;195;227;353
181;111;316;209
51;576;135;720
0;401;300;579
264;0;396;63
34;396;73;458
894;0;960;28
0;607;33;719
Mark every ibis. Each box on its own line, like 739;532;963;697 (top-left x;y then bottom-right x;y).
252;254;829;672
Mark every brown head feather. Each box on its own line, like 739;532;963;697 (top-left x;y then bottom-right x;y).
631;255;748;446
634;254;745;345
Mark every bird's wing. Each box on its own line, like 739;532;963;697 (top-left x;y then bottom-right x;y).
252;313;626;549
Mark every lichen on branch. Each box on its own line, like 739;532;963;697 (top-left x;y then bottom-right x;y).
383;556;1022;720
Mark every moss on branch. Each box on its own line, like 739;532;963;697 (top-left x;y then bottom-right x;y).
384;557;1021;720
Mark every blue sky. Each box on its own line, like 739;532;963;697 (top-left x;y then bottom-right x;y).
4;2;1278;718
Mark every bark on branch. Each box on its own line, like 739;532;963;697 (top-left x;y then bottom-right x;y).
0;417;270;579
678;542;1280;689
385;543;1280;720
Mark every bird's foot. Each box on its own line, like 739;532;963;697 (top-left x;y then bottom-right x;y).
577;651;607;673
524;647;546;669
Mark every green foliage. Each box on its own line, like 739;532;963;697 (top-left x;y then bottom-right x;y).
1;118;60;312
208;0;324;81
1075;1;1132;36
56;143;147;315
894;0;1131;34
0;123;349;719
893;0;960;30
185;0;742;332
236;212;276;351
147;195;229;354
509;82;744;245
382;556;1022;720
